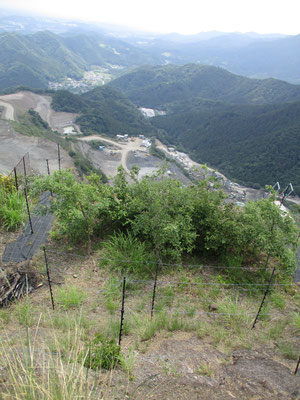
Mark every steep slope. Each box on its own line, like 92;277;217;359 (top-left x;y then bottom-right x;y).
152;100;300;193
0;31;85;89
51;86;154;136
62;32;160;67
109;64;300;108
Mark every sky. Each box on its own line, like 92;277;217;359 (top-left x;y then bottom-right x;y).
1;0;300;35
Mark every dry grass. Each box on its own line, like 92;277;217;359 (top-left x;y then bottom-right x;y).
0;245;299;398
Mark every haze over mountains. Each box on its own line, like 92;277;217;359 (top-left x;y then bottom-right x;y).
0;8;300;194
1;9;300;86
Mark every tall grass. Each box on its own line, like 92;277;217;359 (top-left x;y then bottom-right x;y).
0;187;26;231
99;232;156;277
0;325;98;399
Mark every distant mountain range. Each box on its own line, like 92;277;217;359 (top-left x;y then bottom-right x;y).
1;8;300;193
1;9;300;86
109;64;300;107
0;29;161;91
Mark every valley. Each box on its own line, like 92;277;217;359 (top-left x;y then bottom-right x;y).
0;90;266;203
0;10;299;400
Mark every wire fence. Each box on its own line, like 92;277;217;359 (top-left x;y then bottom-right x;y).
36;248;290;345
8;152;31;191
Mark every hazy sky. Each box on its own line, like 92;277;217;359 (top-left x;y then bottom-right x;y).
1;0;300;35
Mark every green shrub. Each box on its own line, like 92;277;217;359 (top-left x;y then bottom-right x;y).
0;187;26;231
100;232;156;277
83;334;121;370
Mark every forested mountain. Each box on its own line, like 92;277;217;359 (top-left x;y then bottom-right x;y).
0;31;85;89
108;63;300;193
125;33;300;84
151;100;300;193
109;64;300;108
0;30;160;91
51;86;154;136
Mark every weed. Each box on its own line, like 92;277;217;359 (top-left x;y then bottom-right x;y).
105;298;118;314
56;286;86;309
196;362;213;377
167;314;187;332
0;309;11;325
278;342;299;360
185;304;196;317
105;317;131;340
270;292;286;309
161;359;180;376
119;347;136;379
99;232;156;277
0;187;26;231
83;334;121;370
267;320;287;340
0;325;98;399
15;299;34;327
291;312;300;333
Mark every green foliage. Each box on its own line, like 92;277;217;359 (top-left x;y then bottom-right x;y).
52;86;155;137
0;185;26;231
83;334;120;370
32;168;298;278
31;170;111;253
0;174;15;193
100;232;156;277
110;64;300;108
110;64;300;194
28;108;49;129
56;286;86;309
278;342;299;360
15;299;34;327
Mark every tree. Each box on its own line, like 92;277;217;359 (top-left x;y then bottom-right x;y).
31;170;112;254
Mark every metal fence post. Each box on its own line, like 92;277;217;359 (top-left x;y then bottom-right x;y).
252;267;275;329
151;263;159;319
14;167;18;191
57;144;61;170
43;247;55;310
46;159;50;176
295;356;300;375
24;187;33;234
22;156;27;178
118;277;126;347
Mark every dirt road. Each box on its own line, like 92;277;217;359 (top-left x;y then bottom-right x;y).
0;101;14;120
79;135;145;174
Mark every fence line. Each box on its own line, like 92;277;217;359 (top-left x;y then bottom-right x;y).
44;248;274;271
126;305;270;318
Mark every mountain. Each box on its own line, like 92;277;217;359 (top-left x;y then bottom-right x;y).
51;86;154;136
151;99;300;193
109;64;300;108
0;29;162;91
109;64;300;193
125;33;300;83
0;31;85;89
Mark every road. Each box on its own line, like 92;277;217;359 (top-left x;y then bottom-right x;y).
79;135;146;174
0;100;15;120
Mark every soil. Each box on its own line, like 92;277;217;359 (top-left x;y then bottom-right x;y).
0;119;73;175
0;232;300;399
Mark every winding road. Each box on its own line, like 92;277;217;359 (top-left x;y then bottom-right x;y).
0;100;15;120
78;135;145;174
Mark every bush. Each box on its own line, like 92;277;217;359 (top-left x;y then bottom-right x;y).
0;174;15;193
100;232;156;277
83;334;121;370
